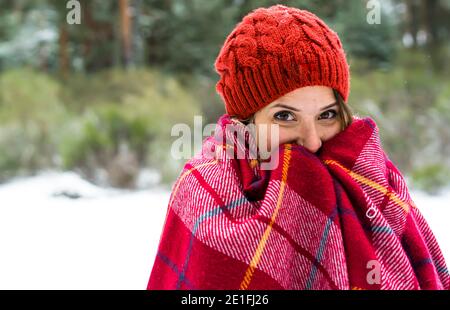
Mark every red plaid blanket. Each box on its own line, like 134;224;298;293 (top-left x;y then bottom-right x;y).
147;114;449;290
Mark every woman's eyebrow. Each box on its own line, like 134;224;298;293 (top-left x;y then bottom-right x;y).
271;103;300;112
320;102;338;110
271;101;338;112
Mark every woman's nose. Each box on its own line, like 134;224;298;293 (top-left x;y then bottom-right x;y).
296;124;322;153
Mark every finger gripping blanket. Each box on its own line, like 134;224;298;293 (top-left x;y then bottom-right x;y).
148;114;449;290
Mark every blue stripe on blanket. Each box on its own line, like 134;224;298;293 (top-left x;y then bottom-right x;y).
176;196;249;289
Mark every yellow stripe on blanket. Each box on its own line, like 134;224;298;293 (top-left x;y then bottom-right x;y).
240;145;292;290
323;159;411;213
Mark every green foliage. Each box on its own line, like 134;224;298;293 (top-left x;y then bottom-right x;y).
348;49;446;174
142;0;244;76
0;124;40;180
0;68;64;123
0;67;200;187
411;163;450;195
0;0;449;191
0;3;59;70
57;68;201;187
0;68;69;180
332;1;398;69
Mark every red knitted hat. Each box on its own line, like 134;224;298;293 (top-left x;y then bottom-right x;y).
215;5;350;119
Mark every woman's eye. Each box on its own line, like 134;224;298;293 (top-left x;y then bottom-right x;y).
274;111;295;121
319;110;337;120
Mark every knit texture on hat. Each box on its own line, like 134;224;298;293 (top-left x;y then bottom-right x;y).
214;4;350;119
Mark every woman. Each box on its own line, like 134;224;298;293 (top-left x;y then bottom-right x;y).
147;5;449;290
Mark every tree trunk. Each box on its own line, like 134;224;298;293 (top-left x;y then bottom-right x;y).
80;0;114;71
119;0;132;67
406;0;419;47
422;0;438;47
59;22;70;77
132;0;144;66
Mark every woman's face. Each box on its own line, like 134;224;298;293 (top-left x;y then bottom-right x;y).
253;86;341;154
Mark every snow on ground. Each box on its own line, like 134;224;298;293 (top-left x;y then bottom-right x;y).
408;190;450;264
0;171;448;289
0;172;170;290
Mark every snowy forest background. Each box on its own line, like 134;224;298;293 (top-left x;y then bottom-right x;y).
0;0;449;289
